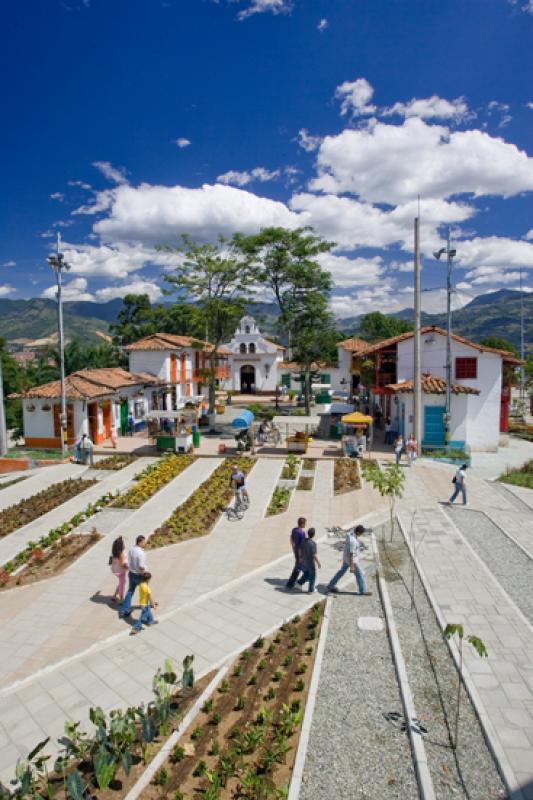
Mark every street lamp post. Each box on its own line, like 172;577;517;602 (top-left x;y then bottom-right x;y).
0;354;7;456
47;233;71;458
433;228;456;444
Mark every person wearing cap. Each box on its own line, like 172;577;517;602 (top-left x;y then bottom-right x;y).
229;463;248;504
326;525;372;596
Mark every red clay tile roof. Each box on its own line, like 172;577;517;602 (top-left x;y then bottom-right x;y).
386;374;480;395
124;332;230;355
11;368;162;400
337;336;368;352
355;326;521;363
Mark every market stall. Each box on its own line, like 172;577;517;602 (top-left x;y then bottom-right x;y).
272;415;320;454
340;411;373;457
231;409;255;453
146;409;196;452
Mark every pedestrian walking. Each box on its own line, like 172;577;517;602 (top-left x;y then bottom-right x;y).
297;528;321;593
110;425;118;449
394;434;404;465
120;535;148;617
326;525;372;596
82;433;94;467
406;433;417;467
129;572;158;635
449;463;468;505
286;517;307;589
110;536;128;603
384;418;392;445
127;412;135;436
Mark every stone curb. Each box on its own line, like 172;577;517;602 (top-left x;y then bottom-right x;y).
396;510;525;800
372;531;436;800
287;595;332;800
123;664;229;800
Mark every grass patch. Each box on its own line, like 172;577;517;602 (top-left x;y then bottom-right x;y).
499;459;533;490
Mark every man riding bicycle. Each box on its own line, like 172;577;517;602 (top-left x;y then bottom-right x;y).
229;464;249;505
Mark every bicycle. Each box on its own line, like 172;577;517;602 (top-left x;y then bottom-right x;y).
226;492;250;521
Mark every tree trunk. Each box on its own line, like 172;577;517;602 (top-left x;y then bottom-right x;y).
304;364;311;416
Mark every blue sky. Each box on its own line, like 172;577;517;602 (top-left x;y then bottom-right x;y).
1;0;533;318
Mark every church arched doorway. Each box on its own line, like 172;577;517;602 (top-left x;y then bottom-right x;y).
240;365;256;394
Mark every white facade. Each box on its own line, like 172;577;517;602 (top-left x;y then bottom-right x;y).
128;346;208;408
394;334;503;451
222;316;284;393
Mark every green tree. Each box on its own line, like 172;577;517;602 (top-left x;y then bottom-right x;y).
479;336;518;356
0;339;23;432
164;235;256;418
357;312;413;343
237;227;335;414
444;624;487;750
110;294;204;345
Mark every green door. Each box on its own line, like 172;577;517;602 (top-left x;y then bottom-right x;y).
120;400;128;436
281;374;291;389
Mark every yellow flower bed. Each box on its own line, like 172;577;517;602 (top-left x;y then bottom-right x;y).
113;454;195;509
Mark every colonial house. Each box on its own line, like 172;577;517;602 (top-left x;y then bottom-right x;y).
221;316;285;393
124;332;230;407
349;326;520;451
13;368;162;447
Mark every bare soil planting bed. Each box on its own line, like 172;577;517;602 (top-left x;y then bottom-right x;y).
0;477;97;538
333;458;360;494
141;605;324;800
296;475;313;491
0;530;101;590
95;454;137;471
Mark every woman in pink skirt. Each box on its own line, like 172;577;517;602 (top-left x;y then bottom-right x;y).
111;536;128;603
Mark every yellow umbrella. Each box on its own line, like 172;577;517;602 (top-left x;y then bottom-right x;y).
341;412;373;426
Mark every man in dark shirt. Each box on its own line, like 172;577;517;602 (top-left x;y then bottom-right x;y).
286;516;307;589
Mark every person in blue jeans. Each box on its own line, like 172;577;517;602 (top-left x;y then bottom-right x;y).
120;535;148;618
327;525;372;596
449;464;468;505
286;517;307;589
297;528;321;593
130;573;158;635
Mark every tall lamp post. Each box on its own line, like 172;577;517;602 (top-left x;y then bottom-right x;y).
47;233;71;457
0;353;7;456
433;228;456;444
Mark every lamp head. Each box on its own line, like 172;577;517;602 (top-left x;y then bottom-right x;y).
433;248;446;260
449;249;457;258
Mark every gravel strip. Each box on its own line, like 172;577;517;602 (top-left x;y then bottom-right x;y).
378;525;506;800
299;564;418;800
445;506;533;625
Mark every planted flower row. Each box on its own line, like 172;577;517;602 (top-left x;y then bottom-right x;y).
0;478;98;539
113;454;195;509
0;656;204;800
147;457;255;549
0;490;117;586
95;454;137;471
266;457;301;516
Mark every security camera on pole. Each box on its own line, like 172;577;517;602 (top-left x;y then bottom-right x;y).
433;229;456;444
47;233;71;457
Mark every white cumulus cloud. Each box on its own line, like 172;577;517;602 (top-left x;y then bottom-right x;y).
317;253;384;287
42;277;94;302
383;95;471;122
174;138;191;148
334;77;376;117
317;18;328;31
1;260;16;268
93;160;128;185
50;192;65;202
216;167;280;186
95;280;163;302
0;284;14;297
237;0;292;20
297;128;322;152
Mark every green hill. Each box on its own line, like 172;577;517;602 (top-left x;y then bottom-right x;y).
0;299;112;345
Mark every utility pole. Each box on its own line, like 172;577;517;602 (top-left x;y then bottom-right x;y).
520;265;525;402
48;233;71;457
413;216;421;453
433;229;456;445
0;353;7;456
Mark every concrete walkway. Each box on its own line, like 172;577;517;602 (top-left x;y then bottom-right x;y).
395;461;533;798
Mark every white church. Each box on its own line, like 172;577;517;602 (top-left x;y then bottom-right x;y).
221;316;285;393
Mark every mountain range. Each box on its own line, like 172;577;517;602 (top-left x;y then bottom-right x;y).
0;290;530;352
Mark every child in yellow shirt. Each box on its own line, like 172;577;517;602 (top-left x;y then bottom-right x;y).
130;572;158;635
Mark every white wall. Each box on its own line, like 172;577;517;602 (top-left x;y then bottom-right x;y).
23;399;56;439
129;351;169;381
396;334;502;451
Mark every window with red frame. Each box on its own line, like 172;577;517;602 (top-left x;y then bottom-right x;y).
455;357;477;379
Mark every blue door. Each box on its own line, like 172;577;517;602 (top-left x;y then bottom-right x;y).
424;406;445;446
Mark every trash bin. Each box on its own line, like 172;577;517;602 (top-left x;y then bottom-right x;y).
192;430;200;448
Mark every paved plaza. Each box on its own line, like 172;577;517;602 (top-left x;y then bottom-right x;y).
1;447;533;798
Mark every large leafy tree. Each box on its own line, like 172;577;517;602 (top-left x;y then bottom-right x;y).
237;227;335;413
479;336;519;356
164;235;256;418
110;294;204;345
357;312;413;342
0;338;23;432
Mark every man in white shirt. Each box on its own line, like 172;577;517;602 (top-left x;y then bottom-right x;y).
449;464;468;505
120;535;148;617
326;525;372;596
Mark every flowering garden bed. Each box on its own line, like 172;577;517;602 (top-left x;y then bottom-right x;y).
95;454;137;471
147;458;255;549
0;490;116;587
141;605;323;800
113;455;195;509
0;529;101;591
0;478;97;538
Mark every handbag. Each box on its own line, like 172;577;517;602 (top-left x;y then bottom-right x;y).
452;475;457;484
